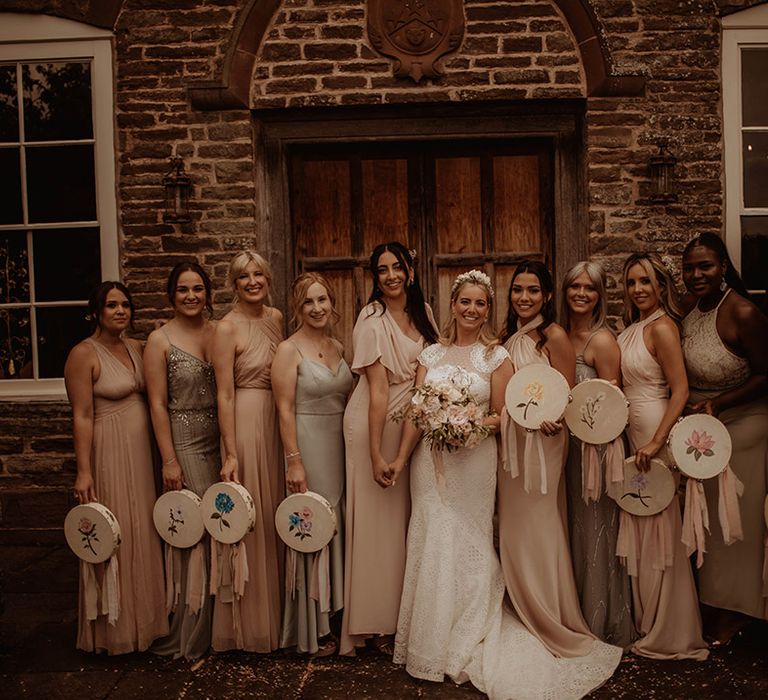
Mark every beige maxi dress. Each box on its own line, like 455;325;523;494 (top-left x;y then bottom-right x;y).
211;311;284;652
617;309;708;660
340;301;424;655
683;290;768;620
499;316;604;658
77;339;168;654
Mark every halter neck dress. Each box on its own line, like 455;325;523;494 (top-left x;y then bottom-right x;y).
211;310;284;652
617;309;708;660
683;290;768;620
77;338;167;654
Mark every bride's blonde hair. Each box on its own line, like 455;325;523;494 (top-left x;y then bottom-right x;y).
440;270;499;355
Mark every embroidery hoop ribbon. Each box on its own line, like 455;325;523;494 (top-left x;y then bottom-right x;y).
681;478;710;568
718;463;744;545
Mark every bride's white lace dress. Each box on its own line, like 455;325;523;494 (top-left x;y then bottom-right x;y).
393;343;622;700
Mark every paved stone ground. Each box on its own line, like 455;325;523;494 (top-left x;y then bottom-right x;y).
1;544;766;699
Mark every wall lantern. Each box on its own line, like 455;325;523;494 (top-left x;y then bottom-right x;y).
163;156;192;223
649;143;677;204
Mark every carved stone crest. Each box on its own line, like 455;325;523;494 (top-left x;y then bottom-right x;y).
367;0;465;83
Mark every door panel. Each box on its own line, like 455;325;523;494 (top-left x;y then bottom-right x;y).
289;140;553;358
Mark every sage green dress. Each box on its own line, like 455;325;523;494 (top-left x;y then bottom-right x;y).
280;351;353;653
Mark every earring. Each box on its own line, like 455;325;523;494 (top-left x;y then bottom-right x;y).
719;279;728;292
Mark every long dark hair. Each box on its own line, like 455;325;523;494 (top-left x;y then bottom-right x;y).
366;241;438;344
683;232;750;299
166;261;214;316
88;281;135;331
501;260;556;351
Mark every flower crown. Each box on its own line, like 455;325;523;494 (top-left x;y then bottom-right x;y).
451;269;494;298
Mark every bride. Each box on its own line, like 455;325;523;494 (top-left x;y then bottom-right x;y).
387;270;622;699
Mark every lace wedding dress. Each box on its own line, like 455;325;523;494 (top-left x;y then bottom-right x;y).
393;343;622;700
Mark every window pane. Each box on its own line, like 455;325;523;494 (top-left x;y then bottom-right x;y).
0;147;23;224
742;48;768;127
0;231;30;303
23;62;92;141
0;64;19;143
26;145;96;222
33;228;100;301
36;305;90;378
0;307;32;379
742;132;768;208
741;216;768;291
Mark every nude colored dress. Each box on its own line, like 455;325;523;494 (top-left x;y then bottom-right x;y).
211;311;284;652
617;309;708;660
683;290;768;620
394;343;621;699
77;339;168;654
499;317;604;658
152;342;220;660
565;354;635;648
339;302;424;655
280;349;353;653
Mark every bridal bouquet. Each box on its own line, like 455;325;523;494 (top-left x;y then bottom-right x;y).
392;367;493;452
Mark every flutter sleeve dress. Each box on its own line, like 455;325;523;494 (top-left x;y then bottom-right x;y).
339;301;425;655
77;339;168;654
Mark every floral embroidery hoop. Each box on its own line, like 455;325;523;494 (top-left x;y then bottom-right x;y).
667;414;732;480
504;364;570;430
201;482;256;544
274;491;337;554
564;378;628;444
152;489;205;548
64;502;122;564
611;457;676;516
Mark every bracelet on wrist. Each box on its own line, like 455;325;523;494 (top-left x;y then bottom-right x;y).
163;456;178;466
285;451;301;461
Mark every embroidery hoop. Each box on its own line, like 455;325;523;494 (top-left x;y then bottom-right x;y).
668;414;732;480
64;502;122;564
153;489;205;548
201;482;256;544
274;491;337;554
504;364;570;429
564;378;628;444
611;457;676;516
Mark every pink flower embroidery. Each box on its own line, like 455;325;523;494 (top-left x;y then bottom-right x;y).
685;430;715;462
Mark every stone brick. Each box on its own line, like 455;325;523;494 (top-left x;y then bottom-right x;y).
303;43;358;61
322;75;367;90
494;69;550;85
261;42;302;62
265;78;318;94
501;36;543;53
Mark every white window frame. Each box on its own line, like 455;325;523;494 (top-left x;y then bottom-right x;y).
722;4;768;296
0;14;118;399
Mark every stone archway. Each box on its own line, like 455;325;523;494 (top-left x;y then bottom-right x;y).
188;0;645;110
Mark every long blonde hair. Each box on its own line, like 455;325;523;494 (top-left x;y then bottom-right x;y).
622;253;682;326
560;261;609;333
441;271;499;354
228;250;273;305
290;272;340;332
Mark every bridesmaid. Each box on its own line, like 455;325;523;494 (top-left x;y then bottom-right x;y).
211;251;284;652
617;252;708;660
498;260;600;659
272;273;353;656
561;261;635;647
339;242;438;656
65;281;167;653
145;262;219;660
681;233;768;642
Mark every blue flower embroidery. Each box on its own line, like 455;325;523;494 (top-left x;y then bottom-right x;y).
215;492;235;514
288;513;300;527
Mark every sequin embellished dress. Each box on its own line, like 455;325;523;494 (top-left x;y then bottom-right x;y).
683;290;768;619
77;339;168;654
152;343;221;660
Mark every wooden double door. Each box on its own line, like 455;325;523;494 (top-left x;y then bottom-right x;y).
289;138;555;351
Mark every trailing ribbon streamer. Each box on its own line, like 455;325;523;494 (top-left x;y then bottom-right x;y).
681;478;710;568
232;540;249;600
104;555;120;626
309;545;332;614
616;510;639;577
500;409;517;476
164;544;182;614
522;429;548;495
718;464;744;545
186;540;207;615
82;561;100;621
605;437;625;500
581;442;602;503
286;547;298;599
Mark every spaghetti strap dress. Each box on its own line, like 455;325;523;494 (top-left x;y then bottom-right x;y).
617;309;708;660
683;290;768;620
77;339;168;654
152;341;220;660
211;311;285;652
339;301;425;655
565;353;635;647
279;347;353;653
499;317;603;658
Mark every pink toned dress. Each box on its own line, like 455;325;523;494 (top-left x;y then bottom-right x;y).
77;339;168;654
617;309;708;660
499;316;606;659
211;311;284;652
339;302;424;655
683;290;768;620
